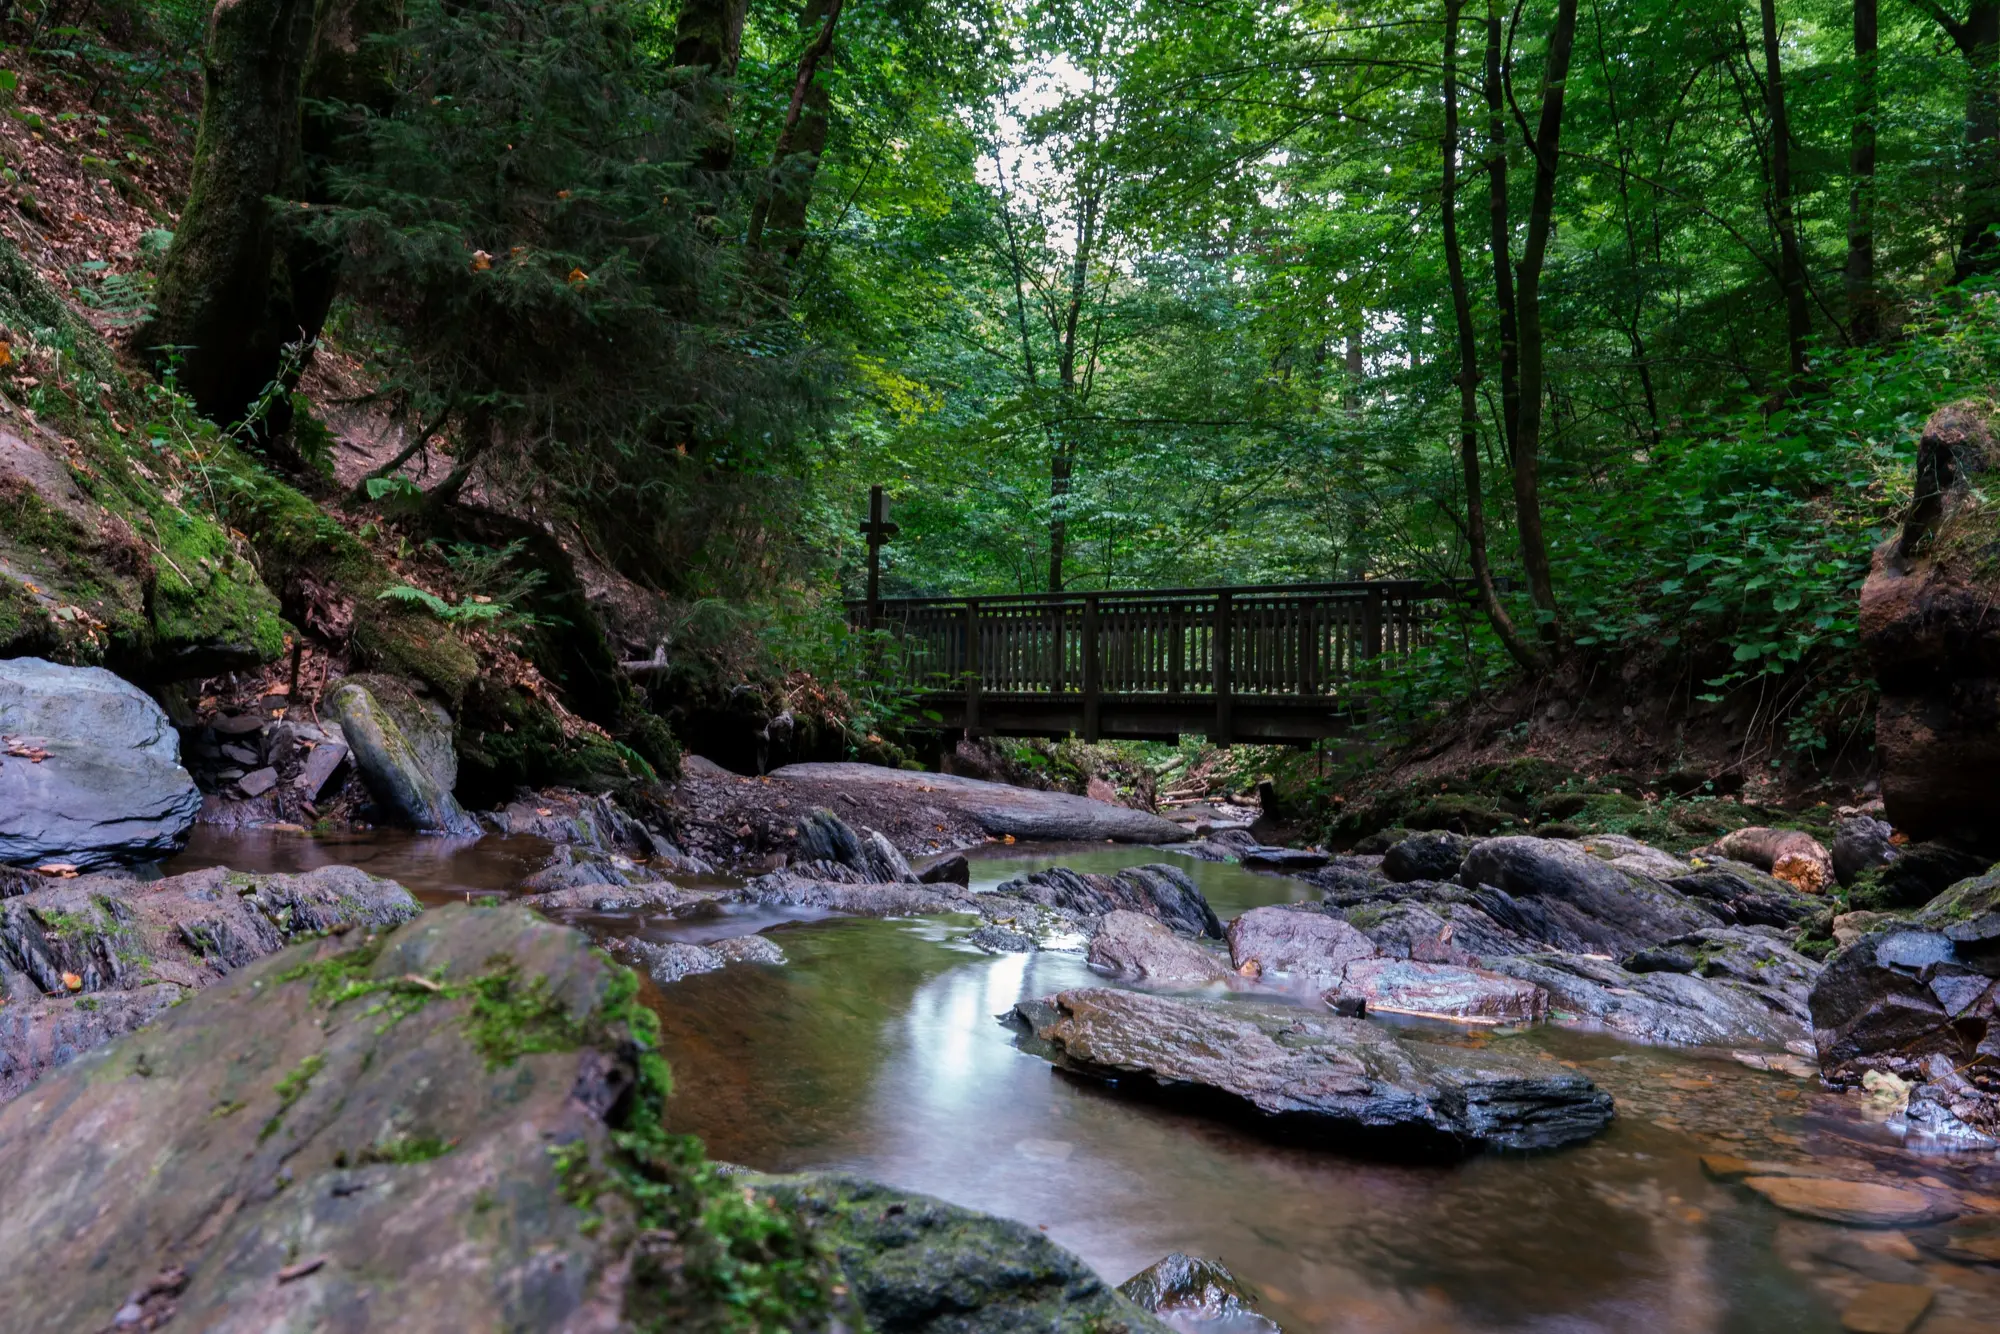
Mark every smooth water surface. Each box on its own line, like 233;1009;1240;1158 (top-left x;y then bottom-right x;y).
178;831;2000;1332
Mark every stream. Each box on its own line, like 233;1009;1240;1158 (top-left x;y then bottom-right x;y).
167;829;2000;1332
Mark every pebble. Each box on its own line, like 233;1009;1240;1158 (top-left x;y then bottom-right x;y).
1838;1282;1933;1334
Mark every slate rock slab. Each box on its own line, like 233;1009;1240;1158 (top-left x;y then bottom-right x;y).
1227;904;1377;991
0;657;201;869
324;674;478;835
1331;957;1548;1024
1089;910;1235;986
769;762;1188;843
1011;986;1613;1156
1738;1176;1958;1227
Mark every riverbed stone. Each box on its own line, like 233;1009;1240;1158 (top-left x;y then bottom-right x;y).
614;932;785;986
1118;1253;1279;1332
1011;987;1613;1156
1738;1175;1958;1227
1839;1283;1935;1334
0;657;202;869
1329;957;1548;1024
1226;904;1377;990
732;871;978;917
1089;910;1234;986
325;674;478;835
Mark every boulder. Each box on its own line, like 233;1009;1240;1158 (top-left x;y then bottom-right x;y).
1808;867;2000;1133
768;762;1188;843
0;863;420;1103
1328;957;1548;1025
1834;815;1900;887
1343;894;1542;963
1226;904;1378;990
1297;856;1393;906
1010;987;1614;1156
1382;830;1471;883
0;903;1158;1331
1118;1253;1279;1333
1458;835;1714;955
0;657;202;869
1858;401;2000;853
732;870;978;918
1581;833;1692;881
1238;846;1331;871
1855;840;1992;910
917;852;972;885
324;674;479;836
1088;910;1234;986
1665;859;1821;928
1698;827;1834;894
991;863;1223;940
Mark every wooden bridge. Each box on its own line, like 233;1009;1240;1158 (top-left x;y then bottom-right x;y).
851;579;1474;744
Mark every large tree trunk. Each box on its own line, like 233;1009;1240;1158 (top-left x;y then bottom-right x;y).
1512;0;1578;641
1483;5;1520;465
674;0;750;175
748;0;845;259
1915;3;2000;279
1443;0;1539;673
136;0;322;431
1848;0;1879;341
1759;0;1811;379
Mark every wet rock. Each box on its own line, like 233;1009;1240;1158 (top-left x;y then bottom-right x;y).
1838;1283;1935;1334
732;872;977;917
1226;904;1377;991
487;789;700;869
769;762;1188;843
1581;834;1692;880
235;765;278;797
917;852;971;885
0;657;202;869
992;864;1223;940
1089;910;1234;986
1341;890;1541;963
324;675;478;836
1699;827;1835;894
1382;830;1471;883
294;734;351;802
750;1173;1172;1333
1458;836;1713;955
1329;958;1548;1025
1856;840;1992;910
1914;1214;2000;1266
1238;846;1331;872
1809;868;2000;1117
1666;859;1821;928
1118;1253;1279;1333
967;924;1037;953
1487;930;1817;1048
1010;987;1614;1157
796;807;917;882
1297;856;1394;907
1834;816;1900;887
1737;1175;1957;1227
614;932;786;985
0;864;419;1103
1859;401;2000;852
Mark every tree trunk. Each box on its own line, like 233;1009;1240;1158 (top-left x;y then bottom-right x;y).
748;0;845;257
1512;0;1578;641
1848;0;1879;341
1483;5;1520;465
673;0;750;175
1759;0;1811;379
1443;0;1539;673
136;0;322;430
1960;3;2000;279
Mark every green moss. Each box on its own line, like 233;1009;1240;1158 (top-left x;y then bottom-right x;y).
358;1133;454;1165
260;1052;325;1140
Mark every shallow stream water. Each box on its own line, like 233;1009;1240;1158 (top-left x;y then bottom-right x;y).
170;831;2000;1333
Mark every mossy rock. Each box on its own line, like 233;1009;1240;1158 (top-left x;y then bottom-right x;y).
1402;796;1523;837
456;679;638;807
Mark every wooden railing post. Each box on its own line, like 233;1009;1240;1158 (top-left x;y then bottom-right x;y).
1361;588;1384;660
1081;593;1101;741
1212;590;1233;744
963;598;981;736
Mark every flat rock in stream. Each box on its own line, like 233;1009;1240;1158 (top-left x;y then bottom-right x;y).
990;863;1223;939
613;932;785;985
1330;958;1549;1024
1226;904;1377;991
0;864;420;1103
769;762;1187;843
1011;987;1613;1156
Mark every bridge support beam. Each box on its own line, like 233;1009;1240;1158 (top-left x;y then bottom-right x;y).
1081;593;1100;742
1212;589;1233;744
963;597;981;737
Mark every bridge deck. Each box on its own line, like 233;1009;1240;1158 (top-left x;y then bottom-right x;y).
854;579;1472;744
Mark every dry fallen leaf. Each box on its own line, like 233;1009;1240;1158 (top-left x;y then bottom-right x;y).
567;267;588;286
470;249;492;272
60;971;82;991
277;1257;326;1283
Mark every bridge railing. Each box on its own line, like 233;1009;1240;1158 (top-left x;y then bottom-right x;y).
847;580;1478;739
